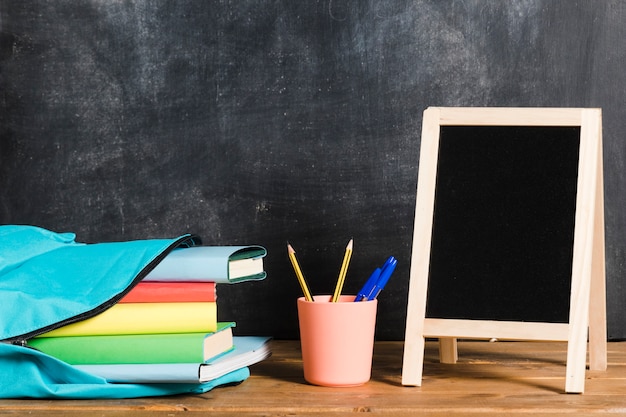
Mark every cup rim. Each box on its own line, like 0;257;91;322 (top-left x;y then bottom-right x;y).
297;295;377;304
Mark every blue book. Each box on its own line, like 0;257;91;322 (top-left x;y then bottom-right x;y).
75;336;272;383
144;246;267;283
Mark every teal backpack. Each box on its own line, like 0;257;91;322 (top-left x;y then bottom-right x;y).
0;225;249;398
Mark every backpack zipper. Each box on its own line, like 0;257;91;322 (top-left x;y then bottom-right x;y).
3;234;201;346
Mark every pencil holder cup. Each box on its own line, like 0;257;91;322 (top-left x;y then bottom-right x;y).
297;295;378;387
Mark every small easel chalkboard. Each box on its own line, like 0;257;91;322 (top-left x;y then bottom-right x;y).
402;107;606;393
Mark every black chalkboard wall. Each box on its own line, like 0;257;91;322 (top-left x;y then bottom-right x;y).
1;1;625;340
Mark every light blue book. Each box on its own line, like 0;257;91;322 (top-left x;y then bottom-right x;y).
75;336;272;383
144;246;267;283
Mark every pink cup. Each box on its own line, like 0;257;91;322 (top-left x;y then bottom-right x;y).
297;295;378;387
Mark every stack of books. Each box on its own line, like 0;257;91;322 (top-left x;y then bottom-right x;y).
28;245;271;384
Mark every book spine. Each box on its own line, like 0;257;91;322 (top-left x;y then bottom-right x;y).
28;322;234;364
37;302;217;337
30;333;205;364
74;363;203;383
119;282;217;303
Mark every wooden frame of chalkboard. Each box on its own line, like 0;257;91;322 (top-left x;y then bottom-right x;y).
401;107;606;394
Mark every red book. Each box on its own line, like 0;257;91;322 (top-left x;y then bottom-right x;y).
119;282;216;303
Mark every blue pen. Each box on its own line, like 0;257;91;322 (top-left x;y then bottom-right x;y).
378;256;396;274
368;256;397;300
354;267;381;302
354;256;396;302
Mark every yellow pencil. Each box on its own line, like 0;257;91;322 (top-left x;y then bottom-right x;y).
288;243;314;302
331;239;353;302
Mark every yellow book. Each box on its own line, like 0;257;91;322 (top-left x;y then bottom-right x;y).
39;302;217;338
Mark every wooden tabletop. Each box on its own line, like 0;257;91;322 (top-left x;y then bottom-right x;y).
1;340;625;416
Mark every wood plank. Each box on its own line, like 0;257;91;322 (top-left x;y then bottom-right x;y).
423;319;569;341
402;106;441;386
588;111;608;371
0;341;624;416
564;108;603;393
438;337;458;363
437;107;586;126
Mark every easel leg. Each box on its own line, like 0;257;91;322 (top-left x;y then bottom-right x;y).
439;337;458;363
402;272;428;386
402;335;425;386
589;129;607;371
565;108;604;393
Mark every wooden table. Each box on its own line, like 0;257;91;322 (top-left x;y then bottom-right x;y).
1;340;625;416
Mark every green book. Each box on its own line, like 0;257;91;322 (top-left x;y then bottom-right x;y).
28;322;235;365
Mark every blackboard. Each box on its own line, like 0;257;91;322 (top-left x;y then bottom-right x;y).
426;125;580;323
1;1;626;343
402;107;605;393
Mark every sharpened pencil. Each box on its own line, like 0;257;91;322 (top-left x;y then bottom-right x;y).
287;243;314;302
331;239;353;302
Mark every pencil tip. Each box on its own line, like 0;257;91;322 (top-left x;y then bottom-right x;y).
347;238;353;249
287;243;295;253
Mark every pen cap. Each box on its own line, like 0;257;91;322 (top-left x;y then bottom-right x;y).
297;295;377;387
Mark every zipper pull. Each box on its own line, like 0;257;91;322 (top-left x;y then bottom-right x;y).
11;339;28;347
